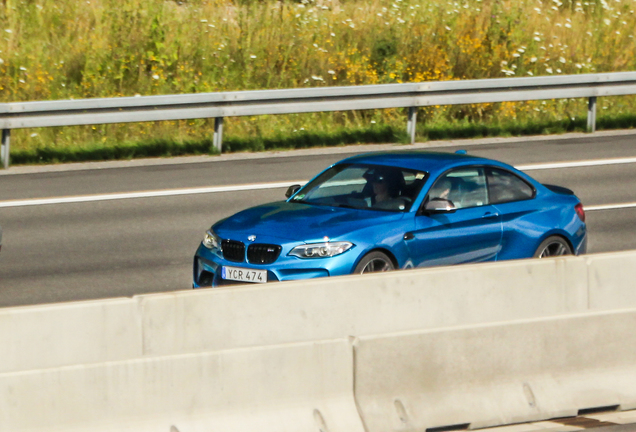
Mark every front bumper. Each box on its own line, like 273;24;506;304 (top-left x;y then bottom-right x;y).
193;242;359;288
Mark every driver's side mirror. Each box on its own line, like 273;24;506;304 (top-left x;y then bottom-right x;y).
422;198;456;214
285;184;301;198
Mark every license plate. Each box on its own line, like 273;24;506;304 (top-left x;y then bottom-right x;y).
221;266;268;284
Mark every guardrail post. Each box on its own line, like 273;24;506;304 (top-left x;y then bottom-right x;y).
587;97;597;133
1;129;9;169
406;107;417;144
213;117;224;153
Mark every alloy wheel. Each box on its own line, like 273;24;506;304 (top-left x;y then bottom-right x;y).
538;241;569;258
360;257;393;273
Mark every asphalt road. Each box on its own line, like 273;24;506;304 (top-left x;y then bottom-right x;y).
1;131;636;308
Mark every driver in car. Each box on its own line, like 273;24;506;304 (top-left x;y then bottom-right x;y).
370;170;408;210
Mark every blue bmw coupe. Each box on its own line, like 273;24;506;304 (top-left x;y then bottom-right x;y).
193;151;586;287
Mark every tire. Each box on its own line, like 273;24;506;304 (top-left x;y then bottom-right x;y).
533;236;573;258
354;251;395;274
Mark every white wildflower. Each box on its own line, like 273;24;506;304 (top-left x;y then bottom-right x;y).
534;36;541;41
556;68;562;73
19;66;27;71
4;29;12;33
31;133;38;137
200;19;208;23
576;63;583;68
311;75;324;81
528;71;534;76
565;23;572;28
604;18;611;25
328;70;335;74
250;55;257;59
445;26;451;30
546;67;553;73
152;74;159;79
530;57;538;62
559;56;566;63
513;53;521;57
0;58;3;64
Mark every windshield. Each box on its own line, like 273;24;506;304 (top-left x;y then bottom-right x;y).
290;163;428;212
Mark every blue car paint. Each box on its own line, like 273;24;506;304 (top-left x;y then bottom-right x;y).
193;151;586;287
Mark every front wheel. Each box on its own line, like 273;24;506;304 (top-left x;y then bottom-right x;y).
354;251;395;274
533;236;573;258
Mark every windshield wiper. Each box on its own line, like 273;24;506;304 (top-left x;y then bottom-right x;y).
334;203;359;209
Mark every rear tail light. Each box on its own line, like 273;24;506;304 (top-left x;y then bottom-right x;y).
575;202;586;222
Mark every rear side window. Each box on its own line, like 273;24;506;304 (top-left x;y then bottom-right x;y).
487;168;534;204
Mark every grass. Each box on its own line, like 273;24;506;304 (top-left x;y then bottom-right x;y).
1;0;636;164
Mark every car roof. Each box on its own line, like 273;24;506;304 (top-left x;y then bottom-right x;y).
337;150;506;174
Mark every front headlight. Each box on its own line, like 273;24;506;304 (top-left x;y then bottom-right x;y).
289;241;354;259
202;229;221;250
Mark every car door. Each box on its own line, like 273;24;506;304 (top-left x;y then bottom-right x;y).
408;167;503;267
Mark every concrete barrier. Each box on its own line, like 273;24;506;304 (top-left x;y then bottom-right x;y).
0;339;364;432
353;308;636;432
5;249;636;374
0;298;140;373
587;251;636;310
138;256;587;356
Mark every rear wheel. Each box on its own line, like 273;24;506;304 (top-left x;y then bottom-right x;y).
533;236;573;258
354;251;395;274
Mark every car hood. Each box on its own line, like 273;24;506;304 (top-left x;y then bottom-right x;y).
214;201;405;242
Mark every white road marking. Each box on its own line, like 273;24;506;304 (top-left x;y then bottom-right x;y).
0;181;306;208
585;202;636;212
2;156;636;208
517;156;636;171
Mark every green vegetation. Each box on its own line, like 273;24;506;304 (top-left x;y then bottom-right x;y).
1;0;636;164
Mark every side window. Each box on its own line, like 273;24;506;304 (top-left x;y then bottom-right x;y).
487;168;534;204
428;168;488;209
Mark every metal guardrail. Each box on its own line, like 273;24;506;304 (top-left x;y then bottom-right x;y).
2;72;636;168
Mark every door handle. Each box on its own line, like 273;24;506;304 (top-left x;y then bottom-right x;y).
403;232;415;241
481;212;499;219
